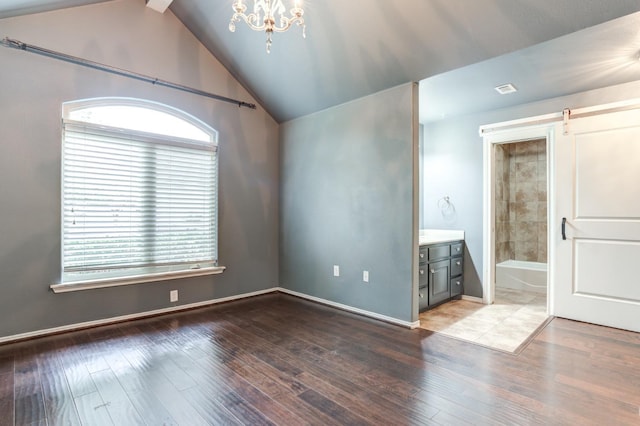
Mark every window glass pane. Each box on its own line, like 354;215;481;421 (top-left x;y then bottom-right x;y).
68;105;211;142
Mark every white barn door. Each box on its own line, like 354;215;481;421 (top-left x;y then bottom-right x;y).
554;108;640;333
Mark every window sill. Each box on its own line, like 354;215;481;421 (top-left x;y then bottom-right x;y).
50;266;226;293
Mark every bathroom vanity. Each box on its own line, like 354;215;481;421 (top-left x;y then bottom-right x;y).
418;230;464;312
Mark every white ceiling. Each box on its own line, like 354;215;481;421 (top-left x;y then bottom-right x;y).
3;0;640;123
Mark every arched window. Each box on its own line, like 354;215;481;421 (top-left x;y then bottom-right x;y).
60;98;219;286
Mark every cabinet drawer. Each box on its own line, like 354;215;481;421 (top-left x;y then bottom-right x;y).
418;286;429;311
450;257;463;277
451;242;464;256
418;247;428;264
418;264;429;287
451;277;463;297
419;265;428;287
428;244;450;260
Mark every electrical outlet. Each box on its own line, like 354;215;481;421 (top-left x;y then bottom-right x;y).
363;270;369;283
170;290;178;302
333;265;340;277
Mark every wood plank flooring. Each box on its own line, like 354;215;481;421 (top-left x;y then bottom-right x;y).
0;293;638;425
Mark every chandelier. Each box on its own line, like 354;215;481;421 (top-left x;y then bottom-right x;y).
229;0;306;53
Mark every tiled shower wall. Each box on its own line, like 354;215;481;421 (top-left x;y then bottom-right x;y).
495;139;547;264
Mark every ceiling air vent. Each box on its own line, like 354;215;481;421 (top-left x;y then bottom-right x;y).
495;83;518;95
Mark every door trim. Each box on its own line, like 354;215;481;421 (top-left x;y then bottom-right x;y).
481;124;555;314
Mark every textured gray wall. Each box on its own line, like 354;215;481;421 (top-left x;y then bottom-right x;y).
0;1;279;338
421;78;640;299
280;84;418;323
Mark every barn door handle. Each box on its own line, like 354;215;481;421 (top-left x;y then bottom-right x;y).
562;217;567;240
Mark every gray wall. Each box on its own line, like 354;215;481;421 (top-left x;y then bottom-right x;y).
0;0;279;338
421;78;640;298
280;84;419;323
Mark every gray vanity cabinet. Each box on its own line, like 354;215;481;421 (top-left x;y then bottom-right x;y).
418;240;464;311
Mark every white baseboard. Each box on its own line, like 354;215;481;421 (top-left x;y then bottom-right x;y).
0;287;279;344
462;295;484;304
278;287;420;329
0;286;423;344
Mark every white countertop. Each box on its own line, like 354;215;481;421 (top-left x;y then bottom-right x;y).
419;229;465;245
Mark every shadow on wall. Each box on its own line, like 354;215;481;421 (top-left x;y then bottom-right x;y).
464;253;482;298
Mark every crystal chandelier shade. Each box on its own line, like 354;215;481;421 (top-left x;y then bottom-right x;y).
229;0;306;53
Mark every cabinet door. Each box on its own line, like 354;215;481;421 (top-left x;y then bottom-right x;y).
428;259;450;306
451;277;463;297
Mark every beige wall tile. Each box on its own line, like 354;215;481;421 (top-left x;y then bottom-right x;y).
496;177;504;201
515;180;538;203
516;221;538;243
515;201;537;222
537;159;547;181
496;242;509;263
537;180;547;202
538;223;548;263
516;162;537;181
537;140;547;162
516;240;538;262
537;202;547;222
515;140;539;163
495;144;504;162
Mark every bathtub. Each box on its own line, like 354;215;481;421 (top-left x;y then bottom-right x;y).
495;260;547;294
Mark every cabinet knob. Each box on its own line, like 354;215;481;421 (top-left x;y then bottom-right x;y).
419;253;425;258
456;247;461;252
456;281;461;286
420;293;424;298
456;261;461;266
419;270;424;275
430;269;435;274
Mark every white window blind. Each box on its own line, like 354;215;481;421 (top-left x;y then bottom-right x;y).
62;119;218;282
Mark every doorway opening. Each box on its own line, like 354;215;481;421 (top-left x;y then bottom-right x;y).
470;124;556;351
482;124;554;313
491;138;549;339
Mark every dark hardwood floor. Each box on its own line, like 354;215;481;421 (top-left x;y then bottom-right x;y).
0;293;639;425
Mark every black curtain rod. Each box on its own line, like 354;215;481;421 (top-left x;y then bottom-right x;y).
0;37;257;110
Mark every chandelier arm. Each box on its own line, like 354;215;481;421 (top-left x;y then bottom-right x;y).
231;12;268;32
271;16;304;33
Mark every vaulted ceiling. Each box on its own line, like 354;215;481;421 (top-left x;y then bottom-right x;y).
3;0;640;123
